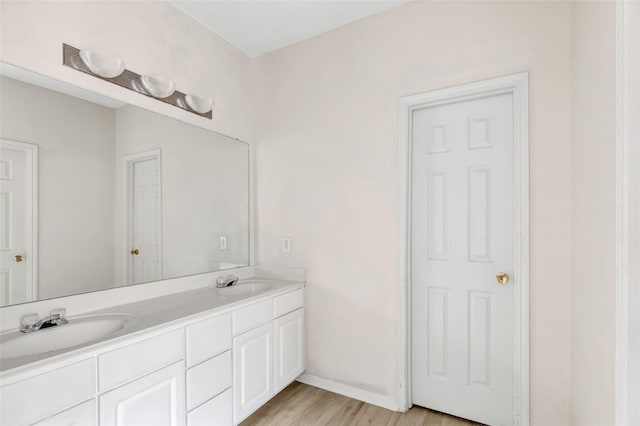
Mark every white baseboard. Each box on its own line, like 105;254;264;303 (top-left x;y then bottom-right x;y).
296;373;401;412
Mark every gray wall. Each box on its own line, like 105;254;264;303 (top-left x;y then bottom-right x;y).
114;105;249;282
0;76;116;300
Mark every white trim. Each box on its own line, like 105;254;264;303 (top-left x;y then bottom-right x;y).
122;149;163;285
0;139;38;303
296;374;399;412
248;141;256;267
616;2;639;425
397;72;530;424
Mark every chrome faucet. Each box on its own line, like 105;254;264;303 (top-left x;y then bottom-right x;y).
216;275;239;288
20;308;68;333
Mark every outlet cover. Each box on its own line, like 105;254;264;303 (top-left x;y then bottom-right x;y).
281;237;291;254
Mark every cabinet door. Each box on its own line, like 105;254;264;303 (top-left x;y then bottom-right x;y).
232;323;274;424
99;361;185;426
274;308;305;393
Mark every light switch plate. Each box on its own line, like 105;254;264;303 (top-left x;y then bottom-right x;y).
219;236;228;250
281;237;291;254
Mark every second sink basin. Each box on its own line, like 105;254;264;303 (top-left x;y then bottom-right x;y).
0;313;137;359
216;282;272;297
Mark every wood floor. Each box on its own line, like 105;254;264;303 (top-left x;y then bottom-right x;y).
240;382;484;426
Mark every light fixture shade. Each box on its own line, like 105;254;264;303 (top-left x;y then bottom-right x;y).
185;94;214;114
139;75;176;99
78;50;125;79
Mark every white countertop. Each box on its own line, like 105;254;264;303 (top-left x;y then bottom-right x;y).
0;277;304;379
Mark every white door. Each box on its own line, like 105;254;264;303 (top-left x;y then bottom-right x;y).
127;151;162;284
274;308;305;393
0;140;36;305
99;361;185;426
233;322;274;424
411;93;514;425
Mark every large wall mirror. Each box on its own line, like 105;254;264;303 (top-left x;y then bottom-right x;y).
0;62;250;307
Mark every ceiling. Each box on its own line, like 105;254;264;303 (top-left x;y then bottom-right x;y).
169;1;408;57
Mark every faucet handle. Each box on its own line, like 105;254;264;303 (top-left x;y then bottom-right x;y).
50;308;66;319
216;276;226;285
21;313;38;331
50;308;68;325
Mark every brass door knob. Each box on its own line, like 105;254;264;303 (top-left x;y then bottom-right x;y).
14;255;23;262
130;249;139;255
496;272;510;285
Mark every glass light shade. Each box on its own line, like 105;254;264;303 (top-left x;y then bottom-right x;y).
139;75;176;99
78;50;125;79
185;94;214;114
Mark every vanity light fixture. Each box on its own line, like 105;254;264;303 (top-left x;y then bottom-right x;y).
78;50;125;79
184;94;214;114
139;75;176;99
63;43;213;119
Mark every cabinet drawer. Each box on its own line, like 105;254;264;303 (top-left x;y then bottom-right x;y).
232;299;273;336
187;388;232;426
274;289;304;318
99;329;184;391
32;399;96;426
186;351;231;411
1;358;96;426
186;314;231;368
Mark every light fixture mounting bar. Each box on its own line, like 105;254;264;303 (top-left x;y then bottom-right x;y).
62;43;212;119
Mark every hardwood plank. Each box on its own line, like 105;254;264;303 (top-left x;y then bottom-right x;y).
240;382;485;426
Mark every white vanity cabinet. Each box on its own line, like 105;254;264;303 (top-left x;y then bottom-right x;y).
0;284;305;426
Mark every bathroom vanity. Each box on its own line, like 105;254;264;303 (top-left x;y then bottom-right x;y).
0;39;295;426
0;278;305;426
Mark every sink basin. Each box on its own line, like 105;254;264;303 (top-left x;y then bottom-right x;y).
0;313;137;359
216;282;272;297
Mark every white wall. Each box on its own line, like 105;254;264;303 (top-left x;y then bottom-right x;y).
570;2;617;425
254;2;573;424
0;0;255;142
0;76;116;300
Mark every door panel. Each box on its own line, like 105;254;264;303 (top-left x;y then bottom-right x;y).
0;142;33;305
411;93;514;425
128;154;161;284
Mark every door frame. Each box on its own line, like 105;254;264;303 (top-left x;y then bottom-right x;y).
0;139;38;302
615;2;639;425
122;149;163;285
397;73;530;424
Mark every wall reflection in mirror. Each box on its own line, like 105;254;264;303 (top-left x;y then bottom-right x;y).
0;63;249;307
